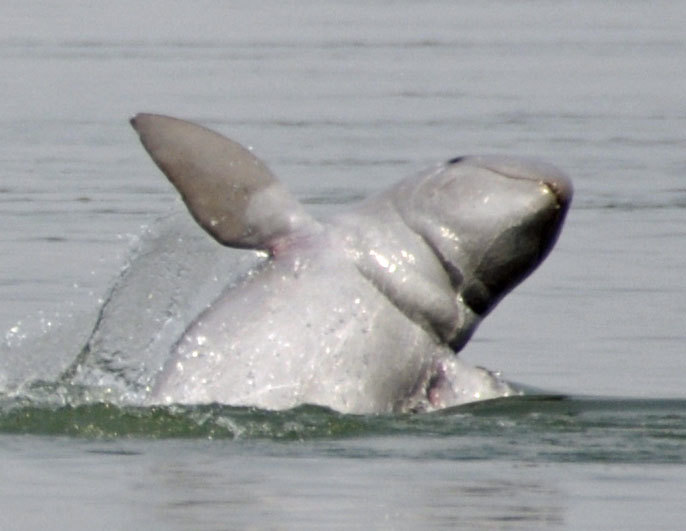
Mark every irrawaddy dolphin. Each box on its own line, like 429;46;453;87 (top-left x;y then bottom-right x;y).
129;114;572;414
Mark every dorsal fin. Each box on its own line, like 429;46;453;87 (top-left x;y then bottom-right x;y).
130;113;317;251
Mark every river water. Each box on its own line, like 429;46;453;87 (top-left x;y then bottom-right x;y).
1;1;685;529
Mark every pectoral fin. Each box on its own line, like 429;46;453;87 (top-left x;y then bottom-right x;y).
130;113;317;251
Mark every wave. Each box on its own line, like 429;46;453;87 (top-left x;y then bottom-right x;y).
1;381;684;464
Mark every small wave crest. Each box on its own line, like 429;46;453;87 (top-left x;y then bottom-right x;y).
2;382;685;466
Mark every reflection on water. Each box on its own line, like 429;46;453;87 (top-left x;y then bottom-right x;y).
147;449;565;529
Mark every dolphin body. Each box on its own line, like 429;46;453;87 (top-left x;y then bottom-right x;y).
130;114;572;413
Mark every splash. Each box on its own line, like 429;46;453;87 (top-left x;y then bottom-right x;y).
1;210;263;406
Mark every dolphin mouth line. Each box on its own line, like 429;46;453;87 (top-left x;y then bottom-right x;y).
478;162;573;211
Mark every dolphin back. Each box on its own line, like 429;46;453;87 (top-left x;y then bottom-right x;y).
130;114;317;252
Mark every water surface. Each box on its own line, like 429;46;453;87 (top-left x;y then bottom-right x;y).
1;1;685;529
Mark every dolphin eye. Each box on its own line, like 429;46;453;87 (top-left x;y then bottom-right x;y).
447;156;466;165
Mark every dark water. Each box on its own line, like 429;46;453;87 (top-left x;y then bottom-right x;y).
1;392;685;530
2;388;685;529
2;388;685;466
2;0;686;529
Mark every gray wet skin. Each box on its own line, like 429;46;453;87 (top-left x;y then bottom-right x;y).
130;114;572;413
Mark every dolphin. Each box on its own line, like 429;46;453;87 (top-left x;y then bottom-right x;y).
129;114;572;414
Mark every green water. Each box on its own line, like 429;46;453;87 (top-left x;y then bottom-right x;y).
2;385;683;465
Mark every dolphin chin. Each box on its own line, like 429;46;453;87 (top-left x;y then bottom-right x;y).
126;113;572;414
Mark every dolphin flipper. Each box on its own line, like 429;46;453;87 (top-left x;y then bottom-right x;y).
130;113;317;252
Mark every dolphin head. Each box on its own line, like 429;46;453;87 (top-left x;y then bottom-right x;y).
394;155;573;320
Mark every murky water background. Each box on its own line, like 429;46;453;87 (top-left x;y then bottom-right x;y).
1;1;685;529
